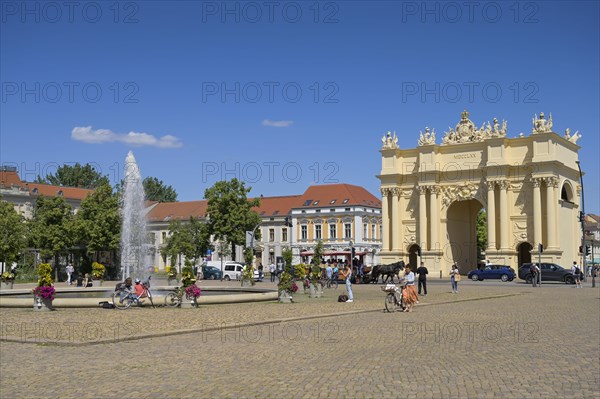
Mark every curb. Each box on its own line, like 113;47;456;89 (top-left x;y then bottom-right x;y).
0;292;525;347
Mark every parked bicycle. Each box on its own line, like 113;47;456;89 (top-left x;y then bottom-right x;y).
112;276;155;309
164;286;200;307
382;284;405;312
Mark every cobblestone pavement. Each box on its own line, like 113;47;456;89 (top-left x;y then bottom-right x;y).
1;281;598;398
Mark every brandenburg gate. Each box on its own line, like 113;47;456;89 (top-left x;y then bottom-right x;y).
378;110;582;274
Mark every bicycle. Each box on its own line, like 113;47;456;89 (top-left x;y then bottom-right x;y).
165;286;200;307
112;276;155;310
382;284;405;312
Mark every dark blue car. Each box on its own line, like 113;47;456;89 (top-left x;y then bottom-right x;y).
467;265;515;282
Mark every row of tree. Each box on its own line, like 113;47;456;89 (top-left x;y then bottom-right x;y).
1;162;262;278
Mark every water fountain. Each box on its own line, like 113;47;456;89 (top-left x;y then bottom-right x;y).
120;151;150;279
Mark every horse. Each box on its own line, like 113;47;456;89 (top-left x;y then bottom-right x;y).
367;261;404;284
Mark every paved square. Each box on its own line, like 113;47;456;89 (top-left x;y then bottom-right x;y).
1;280;598;398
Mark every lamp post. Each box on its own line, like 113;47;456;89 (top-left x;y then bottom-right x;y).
576;160;587;283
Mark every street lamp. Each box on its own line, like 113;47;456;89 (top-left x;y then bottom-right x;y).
576;160;588;284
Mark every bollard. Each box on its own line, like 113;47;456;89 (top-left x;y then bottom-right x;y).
439;270;442;279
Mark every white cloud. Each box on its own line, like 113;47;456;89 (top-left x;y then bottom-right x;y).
262;119;294;128
71;126;182;148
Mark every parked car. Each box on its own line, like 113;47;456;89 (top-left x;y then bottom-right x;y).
467;265;515;282
201;261;259;281
519;263;576;284
201;265;222;280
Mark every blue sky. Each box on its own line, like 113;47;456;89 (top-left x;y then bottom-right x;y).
1;0;599;214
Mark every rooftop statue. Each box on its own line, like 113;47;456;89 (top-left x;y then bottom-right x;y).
441;110;506;145
381;131;399;149
418;127;436;146
532;112;553;133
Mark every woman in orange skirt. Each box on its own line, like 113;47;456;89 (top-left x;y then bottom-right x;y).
402;267;418;312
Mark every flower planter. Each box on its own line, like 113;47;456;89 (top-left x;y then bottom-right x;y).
241;280;253;288
33;296;54;311
180;298;197;309
2;281;14;289
278;291;293;303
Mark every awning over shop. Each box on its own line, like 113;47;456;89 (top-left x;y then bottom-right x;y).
300;251;368;257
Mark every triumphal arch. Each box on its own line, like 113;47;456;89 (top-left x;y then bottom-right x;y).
378;110;582;274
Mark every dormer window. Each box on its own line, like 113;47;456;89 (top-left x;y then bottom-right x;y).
304;199;313;206
57;190;64;196
313;201;319;206
330;200;336;204
32;188;38;194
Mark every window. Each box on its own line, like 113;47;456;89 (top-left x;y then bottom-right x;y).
282;228;288;242
379;225;382;239
304;199;313;206
162;232;167;241
269;228;275;242
329;224;337;239
315;225;322;239
371;225;375;239
345;223;351;238
330;200;336;204
313;201;319;206
301;225;308;240
330;209;335;212
345;208;350;211
316;209;321;213
363;223;368;239
342;199;349;204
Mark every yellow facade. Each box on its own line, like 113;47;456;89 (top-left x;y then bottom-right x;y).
378;111;582;274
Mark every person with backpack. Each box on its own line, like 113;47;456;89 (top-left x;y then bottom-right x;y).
572;261;582;288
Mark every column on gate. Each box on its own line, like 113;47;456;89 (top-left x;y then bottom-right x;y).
499;180;510;250
418;185;428;252
532;178;543;247
429;186;439;251
546;177;558;249
392;188;403;252
381;188;390;252
486;180;497;251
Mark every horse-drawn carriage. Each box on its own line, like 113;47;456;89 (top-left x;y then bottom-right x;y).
361;261;405;284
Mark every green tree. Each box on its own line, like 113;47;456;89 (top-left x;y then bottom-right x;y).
143;177;178;202
29;196;75;281
282;247;293;274
37;163;109;189
75;183;121;273
0;198;27;268
204;178;260;261
186;217;212;263
162;220;191;273
476;209;487;261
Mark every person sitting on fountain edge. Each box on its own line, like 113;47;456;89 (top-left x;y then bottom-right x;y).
115;277;133;293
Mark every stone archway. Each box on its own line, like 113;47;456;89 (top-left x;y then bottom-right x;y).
517;242;533;267
407;244;420;270
446;199;483;274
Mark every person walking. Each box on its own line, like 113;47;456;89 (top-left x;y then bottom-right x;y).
258;263;264;282
66;263;74;285
269;262;276;282
344;265;353;302
402;267;418;312
416;261;428;296
325;263;333;288
332;262;339;289
450;264;460;293
572;261;582;288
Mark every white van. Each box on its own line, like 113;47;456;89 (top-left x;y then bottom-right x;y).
203;261;243;281
202;261;260;281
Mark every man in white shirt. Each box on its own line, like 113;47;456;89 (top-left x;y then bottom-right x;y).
66;264;74;285
269;263;276;282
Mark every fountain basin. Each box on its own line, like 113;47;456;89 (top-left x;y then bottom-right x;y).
0;286;278;308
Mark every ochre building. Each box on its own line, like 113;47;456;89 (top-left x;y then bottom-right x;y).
378;110;583;274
